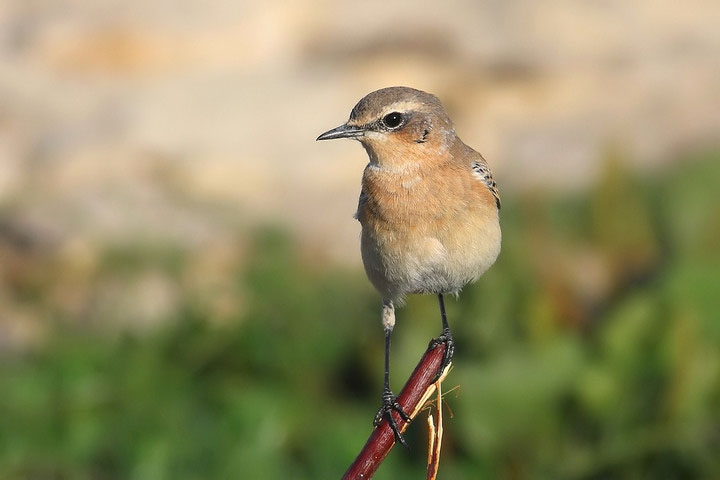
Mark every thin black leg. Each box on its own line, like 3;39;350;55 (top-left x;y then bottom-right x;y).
383;326;391;391
439;293;450;331
374;326;411;447
428;293;455;382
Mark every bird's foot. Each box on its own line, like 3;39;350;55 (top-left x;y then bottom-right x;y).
428;327;455;384
374;387;412;448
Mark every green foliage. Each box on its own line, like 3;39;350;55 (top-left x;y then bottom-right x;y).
1;152;719;479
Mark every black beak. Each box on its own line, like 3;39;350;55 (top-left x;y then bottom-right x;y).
316;123;365;141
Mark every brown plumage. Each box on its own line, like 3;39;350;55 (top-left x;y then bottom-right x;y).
317;86;501;446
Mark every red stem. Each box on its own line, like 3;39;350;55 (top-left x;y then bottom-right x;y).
342;342;447;480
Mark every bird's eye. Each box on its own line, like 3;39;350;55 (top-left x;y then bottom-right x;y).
382;112;404;129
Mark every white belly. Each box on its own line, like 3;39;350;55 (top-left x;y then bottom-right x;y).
361;216;501;301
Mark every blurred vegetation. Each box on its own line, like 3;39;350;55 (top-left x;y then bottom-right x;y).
1;151;719;479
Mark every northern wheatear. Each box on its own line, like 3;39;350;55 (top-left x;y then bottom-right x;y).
317;86;501;445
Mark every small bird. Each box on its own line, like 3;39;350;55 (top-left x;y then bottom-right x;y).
317;86;501;445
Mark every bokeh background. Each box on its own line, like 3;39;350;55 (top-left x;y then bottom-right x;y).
1;1;719;478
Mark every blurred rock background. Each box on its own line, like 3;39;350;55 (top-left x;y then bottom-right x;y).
1;1;719;478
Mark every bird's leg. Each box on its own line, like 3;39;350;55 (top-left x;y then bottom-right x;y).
373;300;411;447
428;293;455;383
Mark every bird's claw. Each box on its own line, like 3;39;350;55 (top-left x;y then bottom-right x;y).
374;387;412;448
428;327;455;384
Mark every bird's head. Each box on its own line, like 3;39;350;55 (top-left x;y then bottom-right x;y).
317;87;456;171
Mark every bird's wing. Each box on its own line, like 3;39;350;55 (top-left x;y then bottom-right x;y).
471;157;501;210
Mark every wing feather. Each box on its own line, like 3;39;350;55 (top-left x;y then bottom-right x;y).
471;158;501;210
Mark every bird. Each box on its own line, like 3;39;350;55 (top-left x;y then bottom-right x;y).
317;86;501;446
